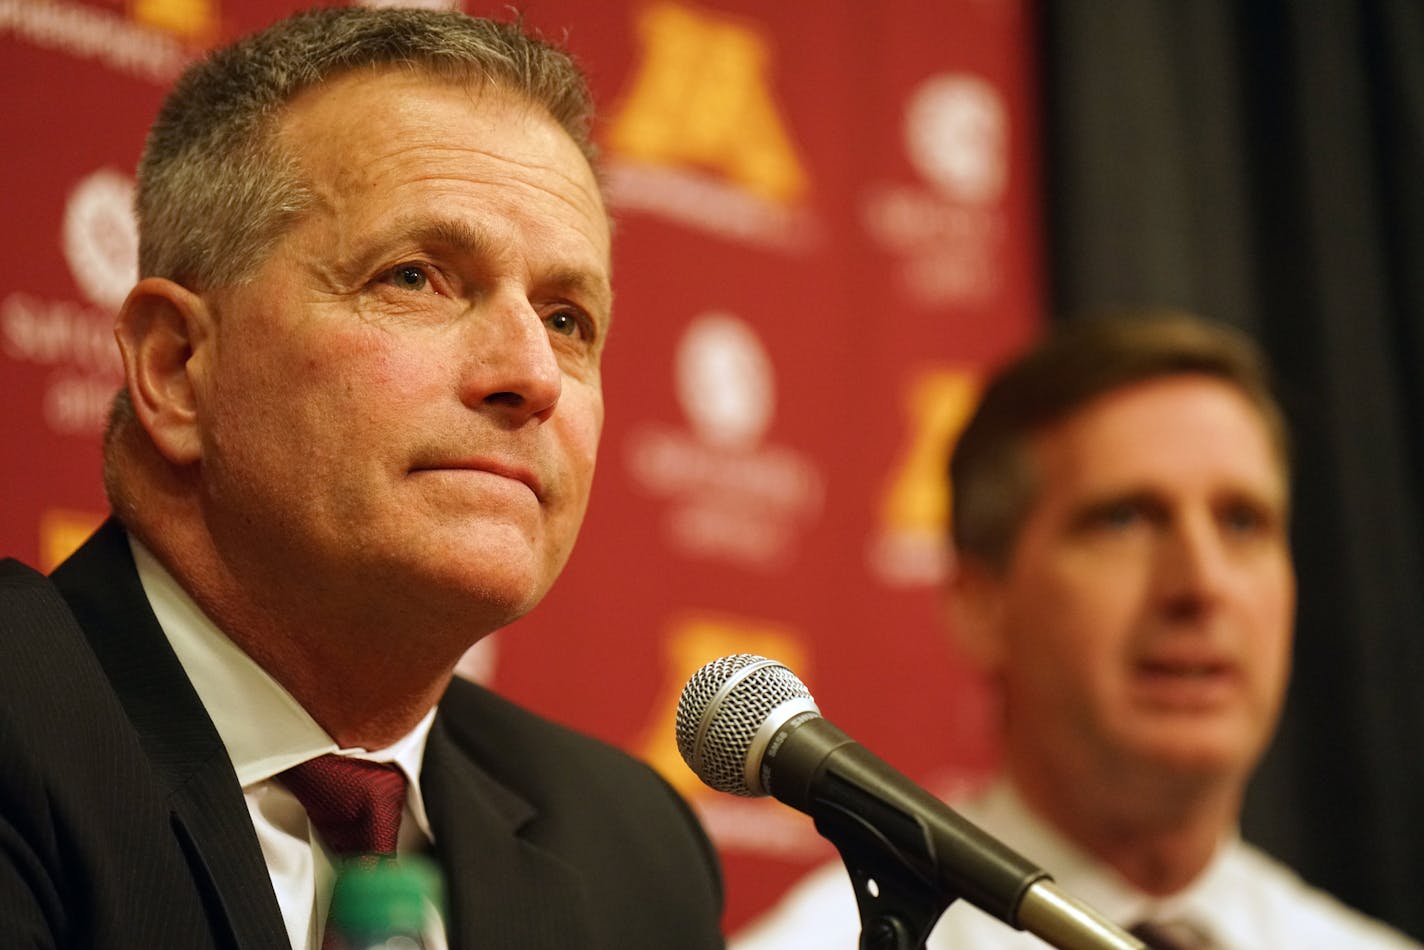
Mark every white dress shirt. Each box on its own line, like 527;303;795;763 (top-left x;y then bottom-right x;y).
131;538;448;950
731;778;1422;950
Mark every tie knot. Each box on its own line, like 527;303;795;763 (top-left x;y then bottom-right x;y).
279;754;408;856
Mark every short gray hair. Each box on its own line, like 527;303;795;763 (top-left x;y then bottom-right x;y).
136;6;597;290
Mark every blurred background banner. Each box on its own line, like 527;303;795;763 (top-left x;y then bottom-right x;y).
4;0;1421;941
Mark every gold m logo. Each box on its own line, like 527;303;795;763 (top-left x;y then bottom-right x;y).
880;369;981;538
608;2;809;204
130;0;218;41
633;613;808;798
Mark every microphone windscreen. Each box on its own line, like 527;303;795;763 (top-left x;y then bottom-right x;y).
675;654;817;795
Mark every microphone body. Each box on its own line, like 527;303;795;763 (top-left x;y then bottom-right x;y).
677;655;1143;950
759;710;1045;925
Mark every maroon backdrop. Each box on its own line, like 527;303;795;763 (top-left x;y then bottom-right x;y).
1;0;1041;931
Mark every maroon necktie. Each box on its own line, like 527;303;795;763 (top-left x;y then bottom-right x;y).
279;754;408;856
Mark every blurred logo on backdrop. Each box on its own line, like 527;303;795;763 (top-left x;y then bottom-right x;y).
3;166;136;563
0;0;214;82
633;612;830;861
866;368;981;588
602;1;818;251
861;73;1011;306
130;0;218;41
623;313;824;571
62;167;138;314
2;167;130;439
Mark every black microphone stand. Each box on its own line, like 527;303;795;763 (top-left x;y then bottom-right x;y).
815;806;955;950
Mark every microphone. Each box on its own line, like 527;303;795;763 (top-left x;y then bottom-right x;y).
676;654;1143;950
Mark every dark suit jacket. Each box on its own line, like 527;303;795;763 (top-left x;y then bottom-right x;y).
0;520;724;948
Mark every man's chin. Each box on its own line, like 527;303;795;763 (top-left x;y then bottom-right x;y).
1128;731;1256;781
376;556;548;630
353;526;567;625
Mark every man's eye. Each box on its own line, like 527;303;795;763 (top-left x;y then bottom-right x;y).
546;309;585;338
1097;502;1142;528
385;264;431;292
1221;503;1269;535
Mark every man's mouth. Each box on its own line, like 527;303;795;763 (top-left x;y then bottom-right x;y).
411;459;544;501
1132;657;1236;709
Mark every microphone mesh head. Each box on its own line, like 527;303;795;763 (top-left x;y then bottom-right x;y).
676;654;814;796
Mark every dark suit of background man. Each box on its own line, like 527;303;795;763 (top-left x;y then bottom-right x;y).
734;314;1420;949
0;8;724;948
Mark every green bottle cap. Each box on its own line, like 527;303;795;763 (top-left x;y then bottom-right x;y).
328;855;444;939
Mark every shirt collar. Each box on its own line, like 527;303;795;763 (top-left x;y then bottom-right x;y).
128;536;438;839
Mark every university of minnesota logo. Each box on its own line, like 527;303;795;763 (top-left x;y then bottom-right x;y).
130;0;219;42
632;611;828;861
867;367;981;588
603;2;816;250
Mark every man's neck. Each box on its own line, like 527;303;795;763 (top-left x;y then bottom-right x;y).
1009;759;1243;895
132;513;472;749
233;623;459;749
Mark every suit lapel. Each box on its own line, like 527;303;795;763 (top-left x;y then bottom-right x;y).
51;520;290;949
422;715;595;949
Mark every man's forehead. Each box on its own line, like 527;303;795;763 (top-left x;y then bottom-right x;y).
271;68;609;246
303;69;601;189
1027;379;1288;497
281;64;514;116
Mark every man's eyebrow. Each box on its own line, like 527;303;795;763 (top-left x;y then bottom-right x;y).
1068;488;1161;518
334;218;612;311
325;218;498;284
382;218;503;265
543;267;614;319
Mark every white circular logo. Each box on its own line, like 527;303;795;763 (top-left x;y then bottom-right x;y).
904;74;1008;204
63;168;138;311
675;313;775;449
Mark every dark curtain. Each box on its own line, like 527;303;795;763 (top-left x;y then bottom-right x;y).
1040;0;1424;940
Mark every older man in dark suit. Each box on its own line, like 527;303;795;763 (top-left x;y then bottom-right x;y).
0;8;723;948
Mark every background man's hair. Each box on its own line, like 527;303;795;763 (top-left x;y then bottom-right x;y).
136;5;597;291
949;311;1290;570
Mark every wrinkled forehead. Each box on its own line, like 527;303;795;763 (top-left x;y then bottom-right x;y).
280;64;595;165
274;68;609;235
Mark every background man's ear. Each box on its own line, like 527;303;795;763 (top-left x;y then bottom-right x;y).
942;557;1010;675
113;277;214;465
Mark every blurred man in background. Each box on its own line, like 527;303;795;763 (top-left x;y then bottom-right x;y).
734;314;1418;948
0;8;723;948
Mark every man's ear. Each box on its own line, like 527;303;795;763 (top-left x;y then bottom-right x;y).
113;277;214;466
943;556;1010;675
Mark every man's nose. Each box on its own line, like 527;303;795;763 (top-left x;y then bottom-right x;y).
1155;513;1230;617
460;295;563;424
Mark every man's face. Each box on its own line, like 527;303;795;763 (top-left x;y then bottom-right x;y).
193;70;611;636
972;376;1294;788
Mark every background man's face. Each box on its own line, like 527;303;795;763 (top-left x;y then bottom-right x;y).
986;375;1295;789
192;70;612;638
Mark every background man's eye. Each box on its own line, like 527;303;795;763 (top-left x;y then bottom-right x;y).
1101;503;1140;527
1222;505;1266;533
